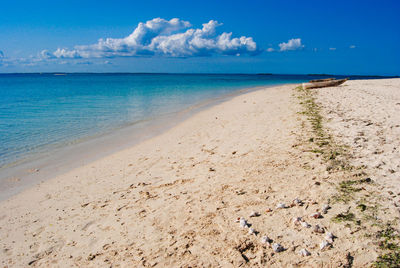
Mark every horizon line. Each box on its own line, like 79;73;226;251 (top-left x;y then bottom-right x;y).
0;72;398;77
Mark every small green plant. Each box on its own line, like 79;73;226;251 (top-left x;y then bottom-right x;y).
333;178;373;203
374;252;400;267
332;212;356;223
374;225;400;267
357;204;367;212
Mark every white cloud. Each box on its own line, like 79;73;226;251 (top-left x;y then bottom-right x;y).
0;56;40;67
40;50;56;59
350;45;356;49
266;48;275;52
41;18;260;59
279;38;304;51
329;47;336;51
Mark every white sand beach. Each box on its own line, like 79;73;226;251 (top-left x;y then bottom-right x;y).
1;79;400;267
316;79;400;193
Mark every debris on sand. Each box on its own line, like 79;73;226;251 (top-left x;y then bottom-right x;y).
238;217;248;228
292;217;303;225
249;211;260;217
310;212;322;219
322;204;330;214
312;224;325;234
272;243;284;252
292;197;304;206
325;232;334;243
299;248;311;256
248;227;257;235
320;240;332;251
276;203;287;209
261;236;272;245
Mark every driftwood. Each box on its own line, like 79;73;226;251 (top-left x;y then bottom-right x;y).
309;78;335;83
302;78;348;89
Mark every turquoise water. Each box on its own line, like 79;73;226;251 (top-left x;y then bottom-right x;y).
0;73;380;169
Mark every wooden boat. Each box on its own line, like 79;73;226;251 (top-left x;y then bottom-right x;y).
309;78;335;83
302;78;348;89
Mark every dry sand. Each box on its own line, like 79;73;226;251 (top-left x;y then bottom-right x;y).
0;80;399;267
315;78;400;193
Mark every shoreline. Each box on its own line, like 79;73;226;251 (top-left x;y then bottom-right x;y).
0;83;285;201
1;79;399;267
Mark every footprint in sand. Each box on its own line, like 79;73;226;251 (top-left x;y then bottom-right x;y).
81;220;96;231
32;226;46;237
2;247;13;256
29;242;40;253
28;168;40;173
6;177;20;183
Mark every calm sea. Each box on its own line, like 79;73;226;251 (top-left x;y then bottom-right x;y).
0;73;384;170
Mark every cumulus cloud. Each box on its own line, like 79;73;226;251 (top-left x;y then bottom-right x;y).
266;48;275;52
41;18;260;59
279;38;304;51
329;47;336;51
349;45;356;49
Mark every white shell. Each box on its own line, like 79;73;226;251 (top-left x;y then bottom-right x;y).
249;211;260;217
248;227;256;235
320;240;331;250
299;248;311;256
276;203;287;209
310;212;322;219
293;198;303;206
325;232;334;243
261;236;271;244
322;204;330;214
292;217;302;225
239;217;248;228
272;243;284;252
313;224;325;233
301;221;311;228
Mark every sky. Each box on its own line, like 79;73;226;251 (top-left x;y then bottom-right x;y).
0;0;399;75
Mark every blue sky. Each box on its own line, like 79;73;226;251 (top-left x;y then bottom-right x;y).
0;0;399;75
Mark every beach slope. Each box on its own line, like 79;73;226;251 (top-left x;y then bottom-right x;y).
1;80;399;267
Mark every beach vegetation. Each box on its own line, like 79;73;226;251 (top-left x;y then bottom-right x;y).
332;212;356;223
356;203;367;212
374;224;400;267
295;85;400;267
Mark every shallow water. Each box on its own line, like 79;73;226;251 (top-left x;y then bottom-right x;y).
0;73;310;168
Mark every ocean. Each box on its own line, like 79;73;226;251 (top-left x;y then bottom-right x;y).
1;73;299;169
